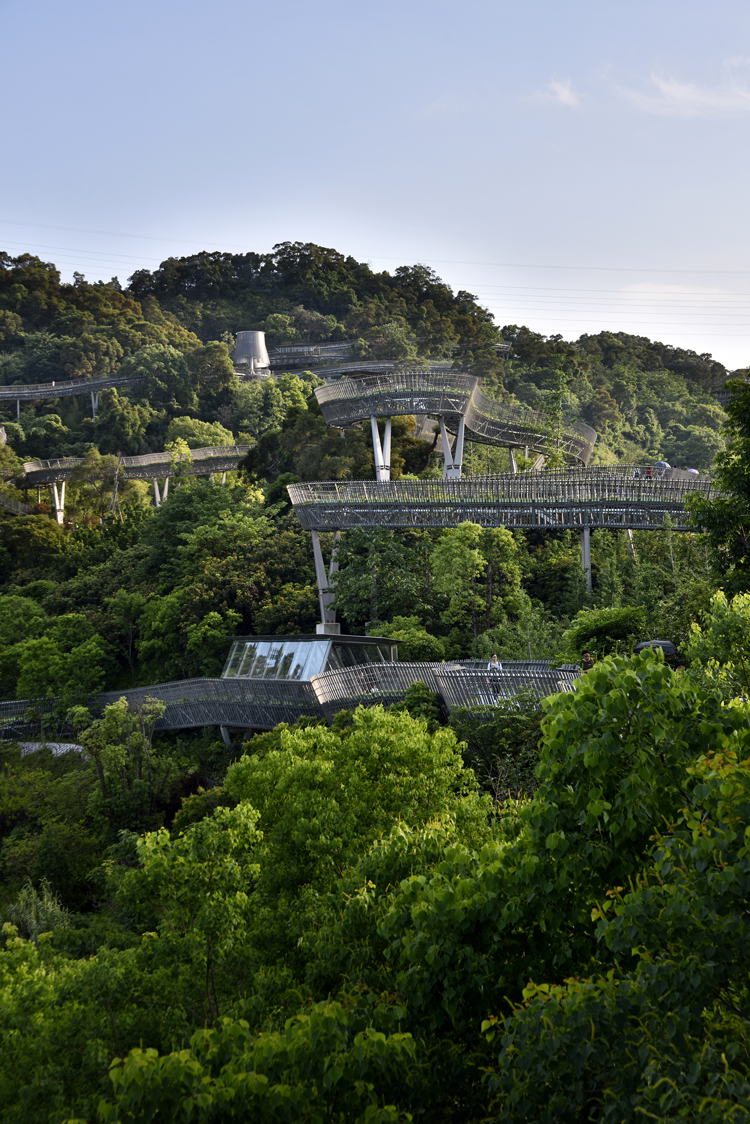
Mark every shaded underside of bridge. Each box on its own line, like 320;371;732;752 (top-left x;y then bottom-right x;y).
314;370;598;465
288;468;714;532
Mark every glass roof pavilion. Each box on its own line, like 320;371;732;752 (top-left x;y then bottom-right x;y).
221;635;398;682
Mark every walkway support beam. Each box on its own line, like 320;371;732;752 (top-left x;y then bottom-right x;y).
312;530;340;635
581;527;592;593
443;416;465;480
370;416;389;483
51;481;65;525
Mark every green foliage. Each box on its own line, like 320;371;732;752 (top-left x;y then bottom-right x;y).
690;377;750;587
113;804;262;1025
165;416;235;448
450;690;544;803
685;588;750;698
388;681;444;733
99;997;417;1124
330;529;437;631
561;604;645;657
370;616;446;662
2;878;70;942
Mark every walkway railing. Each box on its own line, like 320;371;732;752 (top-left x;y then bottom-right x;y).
0;373;148;404
0;661;580;736
434;667;579;715
287;466;714;532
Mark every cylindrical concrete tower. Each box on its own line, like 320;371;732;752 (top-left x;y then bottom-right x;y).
234;331;270;372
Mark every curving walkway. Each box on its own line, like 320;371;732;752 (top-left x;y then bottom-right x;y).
18;445;250;522
0;662;579;737
314;368;598;472
0;373;148;419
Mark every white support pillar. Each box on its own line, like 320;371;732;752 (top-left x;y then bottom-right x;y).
581;527;592;593
382;417;392;480
439;417;454;479
91;390;99;420
221;471;226;485
16;399;20;420
626;528;637;563
370;415;388;482
312;530;340;634
162;476;169;499
51;480;65;525
328;529;341;580
532;454;546;471
444;416;465;480
153;479;161;507
509;448;518;474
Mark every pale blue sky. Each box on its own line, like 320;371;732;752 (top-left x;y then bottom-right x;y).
3;0;750;365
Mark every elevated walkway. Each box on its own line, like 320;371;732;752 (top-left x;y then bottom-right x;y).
288;466;713;533
314;369;597;471
0;373;148;419
0;661;580;738
17;445;250;523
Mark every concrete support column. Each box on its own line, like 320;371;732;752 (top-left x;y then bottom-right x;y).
581;526;592;593
16;399;20;420
220;726;232;746
51;480;65;525
221;471;226;485
91;391;99;420
370;416;388;482
509;448;518;474
162;476;169;499
153;479;161;507
532;454;546;471
312;530;340;634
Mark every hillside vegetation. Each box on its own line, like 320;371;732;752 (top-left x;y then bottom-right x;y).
0;245;749;1122
0;243;733;471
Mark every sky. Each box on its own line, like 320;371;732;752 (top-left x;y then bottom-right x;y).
2;0;750;367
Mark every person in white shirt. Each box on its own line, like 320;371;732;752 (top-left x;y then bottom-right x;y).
487;654;502;671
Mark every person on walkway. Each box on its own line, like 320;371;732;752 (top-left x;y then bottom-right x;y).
487;653;503;672
580;650;595;673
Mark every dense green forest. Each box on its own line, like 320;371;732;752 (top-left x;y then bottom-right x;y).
0;244;749;1121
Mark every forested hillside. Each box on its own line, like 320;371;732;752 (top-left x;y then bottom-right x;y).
0;243;734;471
1;244;749;1121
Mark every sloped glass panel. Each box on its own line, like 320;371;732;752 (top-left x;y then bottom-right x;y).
222;641;245;678
263;641;287;679
237;642;259;676
247;642;272;678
